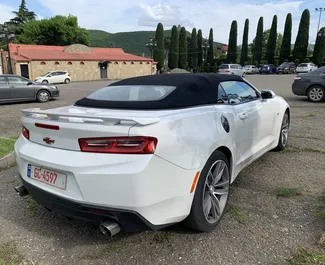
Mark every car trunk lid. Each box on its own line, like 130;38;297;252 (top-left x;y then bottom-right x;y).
21;106;161;151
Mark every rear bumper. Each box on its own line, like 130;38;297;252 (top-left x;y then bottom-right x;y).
292;81;308;96
14;136;197;229
20;176;168;232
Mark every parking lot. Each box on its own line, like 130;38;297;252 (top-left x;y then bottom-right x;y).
0;75;325;265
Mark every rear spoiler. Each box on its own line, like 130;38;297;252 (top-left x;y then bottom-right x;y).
21;108;160;126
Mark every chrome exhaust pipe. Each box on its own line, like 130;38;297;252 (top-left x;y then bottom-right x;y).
99;221;121;237
14;185;29;197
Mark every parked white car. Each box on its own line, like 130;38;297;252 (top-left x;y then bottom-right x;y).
295;63;318;73
244;65;259;74
34;71;71;84
14;74;290;236
218;64;246;77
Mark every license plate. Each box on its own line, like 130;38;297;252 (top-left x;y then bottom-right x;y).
27;164;67;190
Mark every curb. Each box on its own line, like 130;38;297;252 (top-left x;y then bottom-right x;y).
0;151;16;170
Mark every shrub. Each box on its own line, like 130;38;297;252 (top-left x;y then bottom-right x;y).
294;58;300;65
274;59;279;65
304;58;310;63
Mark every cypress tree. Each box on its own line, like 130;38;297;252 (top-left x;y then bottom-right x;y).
313;27;325;66
168;25;179;69
240;19;249;65
178;27;187;69
266;15;277;64
227;20;237;63
279;13;292;62
153;23;165;71
189;28;198;70
187;36;191;68
253;17;263;65
197;29;203;67
293;9;310;63
207;28;214;65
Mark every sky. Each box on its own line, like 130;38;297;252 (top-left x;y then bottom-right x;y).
0;0;325;45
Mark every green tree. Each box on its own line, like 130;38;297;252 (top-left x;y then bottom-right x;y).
293;9;310;63
266;15;277;64
313;27;325;66
168;25;179;69
187;36;191;69
280;13;292;63
227;20;237;63
189;28;198;70
207;28;214;65
240;19;249;65
153;23;165;71
197;29;203;67
253;17;263;65
16;15;90;46
9;0;36;26
178;27;187;69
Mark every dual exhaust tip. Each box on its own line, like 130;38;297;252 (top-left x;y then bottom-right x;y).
14;185;121;236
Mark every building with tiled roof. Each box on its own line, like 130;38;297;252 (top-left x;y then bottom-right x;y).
1;43;157;81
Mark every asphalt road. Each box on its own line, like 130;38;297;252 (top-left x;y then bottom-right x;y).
0;75;325;265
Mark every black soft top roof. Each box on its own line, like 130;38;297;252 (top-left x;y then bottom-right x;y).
75;73;243;110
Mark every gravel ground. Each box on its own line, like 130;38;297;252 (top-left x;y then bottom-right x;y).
0;75;325;265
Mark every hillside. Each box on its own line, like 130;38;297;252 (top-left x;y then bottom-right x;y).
88;29;226;57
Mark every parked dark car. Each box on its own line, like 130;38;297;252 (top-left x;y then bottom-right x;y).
0;74;60;103
292;66;325;102
276;62;296;74
259;64;277;74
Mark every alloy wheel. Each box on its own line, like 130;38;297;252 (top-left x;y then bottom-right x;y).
202;160;230;224
281;114;289;147
309;87;324;102
38;91;49;102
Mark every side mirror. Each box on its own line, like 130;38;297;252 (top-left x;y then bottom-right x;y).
27;81;33;85
47;74;52;77
261;90;276;99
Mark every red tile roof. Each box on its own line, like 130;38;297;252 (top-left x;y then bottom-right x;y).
9;43;153;62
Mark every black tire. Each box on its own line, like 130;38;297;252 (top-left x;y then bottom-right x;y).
37;90;50;103
64;78;70;84
42;80;48;84
273;111;290;152
184;150;230;232
307;85;325;102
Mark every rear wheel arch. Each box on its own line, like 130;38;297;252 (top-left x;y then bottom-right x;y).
215;146;233;179
306;84;325;96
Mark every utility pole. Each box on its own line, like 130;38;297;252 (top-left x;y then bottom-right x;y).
0;24;15;74
145;38;157;59
316;8;325;40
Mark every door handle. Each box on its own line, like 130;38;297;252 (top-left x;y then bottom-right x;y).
239;112;248;120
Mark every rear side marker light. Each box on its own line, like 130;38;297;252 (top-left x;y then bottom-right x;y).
22;126;30;140
190;171;201;193
79;137;158;154
35;123;60;130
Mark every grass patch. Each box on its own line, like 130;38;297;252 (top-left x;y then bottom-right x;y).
24;196;38;216
318;233;325;248
284;146;325;154
226;205;249;225
152;231;172;243
311;193;325;222
0;242;23;265
277;187;300;198
305;114;316;118
0;138;15;158
287;248;325;265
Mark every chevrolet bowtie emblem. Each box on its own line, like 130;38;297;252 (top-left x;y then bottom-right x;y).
43;137;55;145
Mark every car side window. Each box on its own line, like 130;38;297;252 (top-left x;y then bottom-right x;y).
219;81;259;105
8;76;28;84
217;84;228;104
230;65;238;69
0;77;7;84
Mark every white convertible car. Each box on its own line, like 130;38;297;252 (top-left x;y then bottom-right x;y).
14;74;290;236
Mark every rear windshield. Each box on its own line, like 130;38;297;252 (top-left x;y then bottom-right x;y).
279;63;288;67
219;64;229;69
85;85;176;101
298;64;308;67
261;65;269;68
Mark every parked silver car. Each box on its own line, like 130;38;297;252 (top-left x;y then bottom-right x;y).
217;64;246;77
296;63;318;73
0;74;60;103
244;65;259;74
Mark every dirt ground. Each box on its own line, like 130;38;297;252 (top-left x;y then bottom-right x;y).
0;75;324;265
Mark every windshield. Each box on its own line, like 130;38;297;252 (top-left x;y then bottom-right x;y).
279;63;288;67
41;72;51;76
85;85;176;101
261;65;269;68
219;64;229;69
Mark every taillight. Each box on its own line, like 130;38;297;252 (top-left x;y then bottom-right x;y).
294;76;302;80
68;73;70;76
22;126;30;140
225;69;230;72
78;137;158;154
35;123;60;130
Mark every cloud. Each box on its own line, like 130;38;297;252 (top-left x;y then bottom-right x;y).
0;3;14;24
37;0;322;44
137;3;194;27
